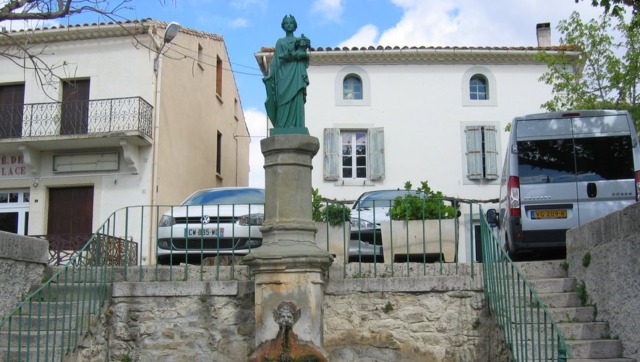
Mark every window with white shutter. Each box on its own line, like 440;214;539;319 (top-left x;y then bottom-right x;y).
323;127;385;181
465;125;498;180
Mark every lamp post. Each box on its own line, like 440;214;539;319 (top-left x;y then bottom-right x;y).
149;21;180;264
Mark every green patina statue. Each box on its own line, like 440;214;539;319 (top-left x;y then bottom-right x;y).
263;15;310;135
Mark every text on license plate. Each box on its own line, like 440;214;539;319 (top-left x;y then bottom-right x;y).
531;210;567;219
184;228;223;237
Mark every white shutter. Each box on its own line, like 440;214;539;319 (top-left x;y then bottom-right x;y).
369;127;385;180
323;128;340;181
484;126;499;179
465;126;483;180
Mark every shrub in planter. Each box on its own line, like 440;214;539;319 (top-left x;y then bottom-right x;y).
312;188;351;264
312;188;351;225
383;181;457;263
389;181;457;221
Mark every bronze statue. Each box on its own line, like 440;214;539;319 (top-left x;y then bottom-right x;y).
263;15;310;135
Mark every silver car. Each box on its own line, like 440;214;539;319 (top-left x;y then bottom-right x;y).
156;187;265;265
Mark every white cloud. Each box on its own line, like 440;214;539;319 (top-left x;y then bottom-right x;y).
245;108;268;188
338;24;379;48
311;0;344;23
228;17;249;29
338;0;605;48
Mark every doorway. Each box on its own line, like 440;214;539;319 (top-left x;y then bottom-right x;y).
61;79;90;135
0;189;29;235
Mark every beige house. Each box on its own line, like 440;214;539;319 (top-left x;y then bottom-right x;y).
0;20;250;263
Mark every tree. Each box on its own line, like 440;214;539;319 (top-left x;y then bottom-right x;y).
1;1;170;98
534;10;640;127
575;0;640;18
0;1;133;23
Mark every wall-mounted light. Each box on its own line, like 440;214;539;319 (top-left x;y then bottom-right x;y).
32;178;39;188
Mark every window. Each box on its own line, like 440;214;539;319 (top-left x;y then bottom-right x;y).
343;74;362;100
461;67;496;106
216;131;222;174
216;56;223;97
465;125;498;180
0;83;25;138
469;75;488;100
323;128;384;181
335;66;371;106
197;43;204;70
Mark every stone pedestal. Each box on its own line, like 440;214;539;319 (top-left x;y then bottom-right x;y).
244;134;332;361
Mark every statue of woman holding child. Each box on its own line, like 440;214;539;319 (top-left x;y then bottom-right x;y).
263;15;310;134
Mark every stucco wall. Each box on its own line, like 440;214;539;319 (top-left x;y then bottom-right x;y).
566;202;640;361
0;231;49;320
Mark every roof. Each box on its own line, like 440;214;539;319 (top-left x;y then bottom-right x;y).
0;19;223;46
255;44;581;75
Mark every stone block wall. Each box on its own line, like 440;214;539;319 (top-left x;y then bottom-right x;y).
72;265;510;362
566;202;640;361
0;231;49;320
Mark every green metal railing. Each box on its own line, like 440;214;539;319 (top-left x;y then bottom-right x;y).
479;207;571;361
0;200;498;360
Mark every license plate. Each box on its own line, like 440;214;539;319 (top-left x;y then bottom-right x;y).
184;228;219;237
531;210;567;219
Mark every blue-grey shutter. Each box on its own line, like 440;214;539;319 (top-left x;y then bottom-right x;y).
484;126;499;179
465;126;483;180
369;127;385;180
323;128;340;181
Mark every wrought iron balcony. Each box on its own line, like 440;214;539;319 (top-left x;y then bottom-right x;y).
0;96;153;141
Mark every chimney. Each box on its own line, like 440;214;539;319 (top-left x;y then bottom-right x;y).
536;23;551;47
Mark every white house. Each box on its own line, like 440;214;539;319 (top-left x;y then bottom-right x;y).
256;23;580;261
0;20;250;264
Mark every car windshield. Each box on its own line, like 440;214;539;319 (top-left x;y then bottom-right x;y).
182;188;265;206
353;190;418;209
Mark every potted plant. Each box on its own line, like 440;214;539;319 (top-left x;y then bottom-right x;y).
382;181;458;263
312;188;351;264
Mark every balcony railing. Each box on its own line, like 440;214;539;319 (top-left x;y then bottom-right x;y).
0;96;153;140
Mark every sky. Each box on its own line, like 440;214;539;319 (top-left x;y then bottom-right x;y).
1;0;606;187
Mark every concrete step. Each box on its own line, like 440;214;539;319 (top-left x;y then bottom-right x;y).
515;260;568;279
568;359;635;362
538;292;582;308
567;339;624;359
529;277;577;293
549;306;596;323
558;322;612;340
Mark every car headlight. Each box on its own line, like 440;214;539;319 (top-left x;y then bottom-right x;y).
158;215;176;227
238;213;264;226
350;217;375;230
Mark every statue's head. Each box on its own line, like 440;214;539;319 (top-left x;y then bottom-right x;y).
281;14;298;32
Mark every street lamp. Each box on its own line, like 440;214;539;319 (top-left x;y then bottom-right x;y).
149;21;179;264
153;21;180;73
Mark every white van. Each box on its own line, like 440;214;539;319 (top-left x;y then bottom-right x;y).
487;110;640;259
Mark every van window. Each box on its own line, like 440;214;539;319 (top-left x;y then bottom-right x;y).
575;136;634;181
517;135;634;184
518;139;575;184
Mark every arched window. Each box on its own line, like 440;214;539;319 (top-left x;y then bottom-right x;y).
343;74;363;100
469;75;488;100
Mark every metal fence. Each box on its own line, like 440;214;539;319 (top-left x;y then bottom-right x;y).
0;97;153;139
479;206;571;361
0;199;570;360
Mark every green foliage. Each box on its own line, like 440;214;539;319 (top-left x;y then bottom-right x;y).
576;280;592;306
535;10;640;130
119;353;133;362
389;181;457;220
383;301;394;314
560;261;569;271
311;188;351;226
582;252;591;268
472;318;481;330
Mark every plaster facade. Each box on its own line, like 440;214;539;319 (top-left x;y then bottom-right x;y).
0;20;250;264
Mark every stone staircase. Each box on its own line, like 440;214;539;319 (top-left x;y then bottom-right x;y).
518;260;634;362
